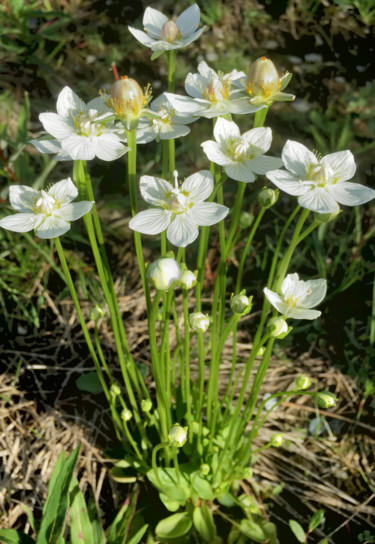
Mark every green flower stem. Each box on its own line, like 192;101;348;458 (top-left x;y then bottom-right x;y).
196;331;205;454
224;182;246;255
167;50;177;93
171;298;182;388
162;140;169;180
235;207;266;294
152;441;170;490
54;238;123;434
149;291;170;443
253;105;269;128
172;448;182;486
207;313;241;446
182;289;192;440
214;333;271;480
126;129;151;313
94;323;114;384
160;289;174;427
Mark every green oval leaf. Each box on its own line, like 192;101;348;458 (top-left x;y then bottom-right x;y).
308;509;324;532
239;519;266;542
191;474;214;501
289;519;306;543
193;504;216;542
0;530;35;544
155;513;192;539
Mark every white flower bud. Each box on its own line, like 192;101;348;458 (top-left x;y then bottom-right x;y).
180;269;197;289
270;433;284;447
317;391;337;408
247;57;280;98
89;304;105;322
230;294;252;314
160;20;179;43
121;408;133;422
314;209;341;223
168;424;188;447
239;211;254;229
110;383;121;397
110;77;144;116
295;374;312;390
258;187;278;208
141;399;153;412
147;257;181;291
267;316;288;338
189;312;210;333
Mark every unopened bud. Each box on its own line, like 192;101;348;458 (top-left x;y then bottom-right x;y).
258;187;278;208
168;424;188;447
230;293;252;314
267;316;288;338
257;346;266;356
147;257;181;291
110;383;121;397
189;312;210;333
121;408;133;422
160;20;179;43
295;374;311;390
200;463;210;475
314;209;341;224
90;304;105;322
239;211;254;229
180;269;197;290
247;57;280;98
110;76;149;128
141;399;153;412
317;391;337;408
270;433;284;447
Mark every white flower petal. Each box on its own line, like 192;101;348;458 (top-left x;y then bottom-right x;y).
225;162;256;183
0;212;43;233
201;140;231;166
55;201;93;221
143;7;168;38
231;71;247;88
167;214;199;247
328;181;375;207
179;27;206;47
214;117;240;144
190;202;229;225
282;140;318;178
197;61;216;79
159;124;190;140
176;4;200;37
322;150;356;182
287;307;321;320
9;185;40;212
185;72;205;99
243;127;272;154
39;113;73;140
30;138;62;155
164;93;205;114
129;208;171;235
87;97;112;115
302;279;327;308
298;187;339;213
61;135;96;161
281;273;300;298
140;176;173;206
266;169;311;196
181;170;213;203
95;134;128;161
263;288;288;315
36;216;71;239
56;86;86;117
48;178;78;203
249;155;284;175
227;99;264;115
128;26;154;47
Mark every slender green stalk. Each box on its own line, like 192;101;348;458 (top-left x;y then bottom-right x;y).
196;331;205;454
152;442;170;489
235;208;266;293
253;105;270;128
225;182;246;255
182;289;192;439
167;50;177;92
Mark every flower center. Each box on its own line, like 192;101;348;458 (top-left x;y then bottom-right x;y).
201;74;231;103
286;294;299;308
72;110;104;138
308;162;333;187
228;137;250;160
34;190;59;216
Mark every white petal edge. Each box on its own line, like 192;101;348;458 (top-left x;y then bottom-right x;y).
298;187;339;213
140;176;173;207
167;214;199;247
48;178;78;203
190;202;229;226
56;86;86;117
328;182;375;207
39;113;73;140
323;150;356;182
176;4;200;37
36;216;71;239
266;169;311;196
0;212;43;233
9;185;40;212
129;209;171;235
181;170;213;203
61;135;96;161
282;140;318;178
201;141;231;166
143;7;168;38
55;201;93;222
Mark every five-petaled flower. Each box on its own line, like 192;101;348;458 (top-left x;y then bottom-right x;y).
165;61;263;119
128;4;206;53
0;178;93;239
266;140;375;213
201;118;282;182
129;170;229;247
32;86;127;161
264;273;327;320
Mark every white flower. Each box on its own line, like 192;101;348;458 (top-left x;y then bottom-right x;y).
33;87;127;161
201;118;282;182
135;94;197;143
264;273;327;320
266;140;375;213
165;61;263;119
0;178;93;239
180;269;197;289
129;170;229;247
147;257;181;290
128;4;206;52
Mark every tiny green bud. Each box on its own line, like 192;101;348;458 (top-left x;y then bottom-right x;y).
242;467;253;480
141;399;153;412
200;463;210;475
89;304;105;322
168;424;188;447
295;374;312;390
270;433;284;447
180;269;197;289
258;187;278;208
267;316;288;338
314;209;341;224
257;346;266;356
147;257;181;291
189;312;210;333
110;383;121;397
230;293;252;314
157;310;164;322
317;391;337;408
121;408;133;422
239;211;254;229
